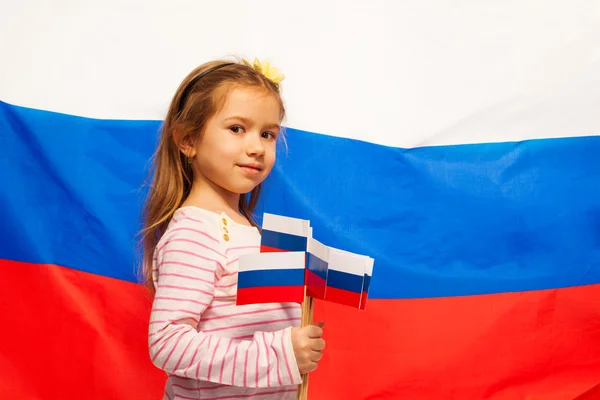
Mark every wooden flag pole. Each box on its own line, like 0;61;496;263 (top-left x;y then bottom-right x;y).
297;294;314;400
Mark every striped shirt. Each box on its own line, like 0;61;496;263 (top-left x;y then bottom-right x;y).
149;206;302;400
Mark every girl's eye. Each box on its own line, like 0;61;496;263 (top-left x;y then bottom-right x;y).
261;131;275;139
230;126;244;134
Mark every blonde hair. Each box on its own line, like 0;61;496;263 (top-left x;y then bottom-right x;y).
139;59;285;294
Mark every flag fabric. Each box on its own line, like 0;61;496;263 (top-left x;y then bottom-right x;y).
236;251;306;305
324;248;368;309
260;213;311;253
1;2;600;400
306;238;329;300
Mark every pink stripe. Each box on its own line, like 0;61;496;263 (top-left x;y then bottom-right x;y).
255;340;260;388
158;284;213;296
197;336;212;379
163;249;223;268
213;295;236;300
186;335;208;377
171;216;179;224
156;261;213;276
225;245;259;255
201;305;298;322
150;325;186;350
271;331;282;386
172;394;198;400
165;391;173;400
153;308;200;317
195;384;228;391
281;330;294;385
243;345;249;387
219;339;233;383
200;389;297;400
168;227;219;243
207;337;222;381
262;332;271;387
231;334;254;340
226;259;239;267
178;215;205;224
215;281;237;289
171;383;199;392
151;326;187;361
173;336;194;372
159;237;225;258
160;272;213;285
154;296;210;307
231;347;238;386
149;320;169;325
202;317;300;333
207;302;234;309
161;329;187;369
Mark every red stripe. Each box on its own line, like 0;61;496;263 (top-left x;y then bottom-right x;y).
309;286;600;399
0;260;165;399
235;286;305;305
259;245;288;253
359;290;368;310
323;286;361;308
306;270;326;300
4;259;599;399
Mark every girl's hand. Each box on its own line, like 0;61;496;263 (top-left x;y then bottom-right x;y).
291;322;326;374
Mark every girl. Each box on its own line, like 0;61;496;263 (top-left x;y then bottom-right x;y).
140;59;326;400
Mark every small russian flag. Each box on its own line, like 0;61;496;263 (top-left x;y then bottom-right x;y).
236;251;306;305
260;213;310;253
306;238;329;300
324;248;369;308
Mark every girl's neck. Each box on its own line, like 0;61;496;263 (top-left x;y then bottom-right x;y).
182;177;250;225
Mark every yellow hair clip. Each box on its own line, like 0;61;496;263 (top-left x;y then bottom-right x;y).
242;58;285;85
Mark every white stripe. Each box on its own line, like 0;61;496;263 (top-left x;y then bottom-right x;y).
308;238;329;263
328;248;369;276
238;251;305;272
365;258;374;278
1;1;598;148
262;213;310;238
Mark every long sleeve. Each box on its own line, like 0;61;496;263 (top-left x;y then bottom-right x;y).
148;217;302;388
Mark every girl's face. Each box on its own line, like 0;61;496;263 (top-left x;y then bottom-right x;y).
190;86;281;195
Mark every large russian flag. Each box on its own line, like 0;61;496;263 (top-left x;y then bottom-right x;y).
1;2;600;400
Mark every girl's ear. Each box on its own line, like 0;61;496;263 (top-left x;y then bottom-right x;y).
173;124;197;158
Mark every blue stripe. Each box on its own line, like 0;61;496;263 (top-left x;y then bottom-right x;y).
307;253;328;281
261;229;307;252
1;100;600;299
362;275;371;293
237;268;305;289
326;270;364;294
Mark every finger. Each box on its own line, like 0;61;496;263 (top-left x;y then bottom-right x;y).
315;321;325;329
305;361;319;373
310;350;323;362
306;325;323;338
311;338;326;351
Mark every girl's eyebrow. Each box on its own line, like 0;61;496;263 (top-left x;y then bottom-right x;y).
224;116;280;131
